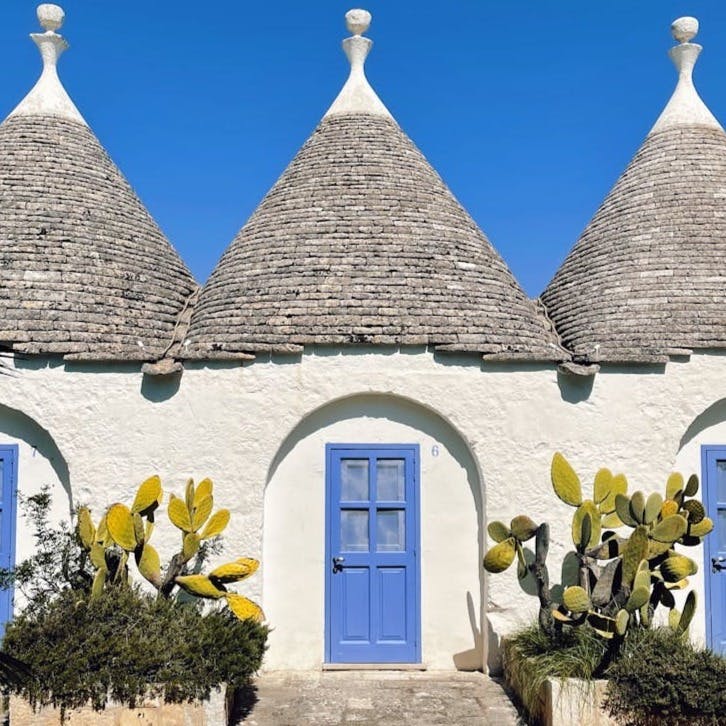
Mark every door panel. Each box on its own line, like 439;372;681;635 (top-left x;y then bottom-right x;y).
702;447;726;655
326;445;420;663
0;446;18;637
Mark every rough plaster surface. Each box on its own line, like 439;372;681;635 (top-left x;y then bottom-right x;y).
0;348;724;670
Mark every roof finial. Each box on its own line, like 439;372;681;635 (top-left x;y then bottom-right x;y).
324;9;392;119
650;16;721;135
8;4;86;125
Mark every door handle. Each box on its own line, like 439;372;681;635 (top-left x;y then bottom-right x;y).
712;556;726;573
332;556;345;573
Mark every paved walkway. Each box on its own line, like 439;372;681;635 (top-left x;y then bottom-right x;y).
237;671;522;725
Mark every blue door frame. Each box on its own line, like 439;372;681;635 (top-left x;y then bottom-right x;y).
0;445;18;637
325;444;421;663
702;446;726;655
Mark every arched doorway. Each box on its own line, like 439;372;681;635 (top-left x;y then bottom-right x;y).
263;393;484;670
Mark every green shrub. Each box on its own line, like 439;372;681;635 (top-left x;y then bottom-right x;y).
605;627;726;725
3;585;267;717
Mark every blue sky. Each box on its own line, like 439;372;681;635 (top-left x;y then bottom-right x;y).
2;2;726;296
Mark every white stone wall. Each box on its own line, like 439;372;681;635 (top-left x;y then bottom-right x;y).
0;349;723;670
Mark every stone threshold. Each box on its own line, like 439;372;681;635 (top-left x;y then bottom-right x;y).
323;663;427;671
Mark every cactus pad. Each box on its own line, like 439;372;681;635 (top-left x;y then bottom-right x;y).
551;452;583;507
689;517;713;537
210;558;260;583
483;538;517;573
175;574;225;599
563;585;591;613
650;514;688;543
666;472;684;501
682;500;705;524
487;521;510;543
131;475;162;515
168;494;193;533
200;509;230;539
194;478;213;507
510;515;538;541
107;504;137;551
644;492;663;525
136;543;162;588
660;554;697;582
684;474;699;497
615;493;637;527
225;593;264;622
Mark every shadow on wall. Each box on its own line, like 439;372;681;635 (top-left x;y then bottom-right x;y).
265;392;486;670
680;397;726;450
0;403;72;510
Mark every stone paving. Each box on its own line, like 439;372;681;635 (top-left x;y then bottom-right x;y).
238;671;523;726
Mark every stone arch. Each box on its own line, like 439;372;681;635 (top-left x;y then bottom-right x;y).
262;392;486;671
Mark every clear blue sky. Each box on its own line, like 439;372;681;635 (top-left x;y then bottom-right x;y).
2;2;726;297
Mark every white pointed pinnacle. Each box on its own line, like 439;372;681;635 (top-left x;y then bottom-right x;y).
649;16;722;135
37;3;65;32
8;4;86;125
346;9;371;36
671;16;698;44
324;8;391;119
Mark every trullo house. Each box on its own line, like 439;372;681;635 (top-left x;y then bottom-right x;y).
0;5;723;671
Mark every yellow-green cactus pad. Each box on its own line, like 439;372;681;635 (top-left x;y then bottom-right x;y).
200;509;230;539
185;478;195;514
616;609;629;636
210;557;260;583
684;475;699;497
563;585;591;613
689;517;713;537
168;494;193;533
483;538;517;573
131;475;162;515
626;586;649;612
194;478;213;508
644;492;663;525
487;521;510;543
551;452;583;507
682;500;705;524
77;507;95;550
175;574;225;599
666;473;684;502
650;514;688;543
182;532;200;562
593;468;613;506
90;542;106;570
629;491;646;524
510;515;538;542
192;495;213;532
572;500;600;549
623;526;649;585
132;512;145;546
225;593;264;622
660;499;679;518
601;511;623;529
614;494;636;527
136;543;161;588
107;503;137;551
661;554;697;582
602;474;628;514
91;568;106;599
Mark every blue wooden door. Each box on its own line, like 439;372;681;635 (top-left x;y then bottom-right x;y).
702;447;726;655
325;445;420;663
0;445;18;637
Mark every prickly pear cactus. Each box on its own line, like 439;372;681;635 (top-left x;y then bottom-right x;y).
75;476;263;622
483;453;712;643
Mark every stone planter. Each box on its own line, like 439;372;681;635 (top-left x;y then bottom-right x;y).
502;639;617;725
8;688;227;725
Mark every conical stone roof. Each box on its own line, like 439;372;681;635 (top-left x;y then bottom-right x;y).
0;5;197;362
185;10;561;361
542;17;726;364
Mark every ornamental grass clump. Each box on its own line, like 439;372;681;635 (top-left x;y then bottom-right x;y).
0;476;268;718
484;453;713;675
